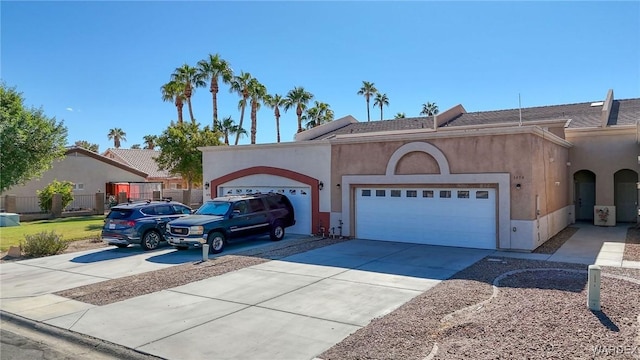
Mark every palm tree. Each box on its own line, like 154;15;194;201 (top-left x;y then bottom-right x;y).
373;93;389;120
171;64;205;123
197;54;233;130
229;71;252;145
161;80;185;123
219;116;243;145
264;94;285;143
284;86;314;133
394;112;406;119
420;102;439;116
247;78;267;144
304;101;334;129
143;135;157;149
107;128;126;148
131;144;141;149
357;81;378;122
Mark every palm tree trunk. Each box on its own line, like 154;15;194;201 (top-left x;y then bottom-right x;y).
235;101;247;145
176;100;184;124
211;79;219;130
187;97;195;123
250;101;257;144
276;114;281;143
380;105;383;121
296;105;303;133
224;131;229;145
366;98;371;122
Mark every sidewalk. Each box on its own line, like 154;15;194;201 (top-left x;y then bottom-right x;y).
495;222;639;268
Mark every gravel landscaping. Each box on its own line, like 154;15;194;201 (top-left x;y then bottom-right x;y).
532;226;578;254
319;257;640;360
624;227;640;262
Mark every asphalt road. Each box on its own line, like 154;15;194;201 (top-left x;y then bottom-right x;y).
0;313;159;360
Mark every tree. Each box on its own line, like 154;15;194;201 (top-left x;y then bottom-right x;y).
357;81;378;122
171;64;205;123
0;84;67;193
264;93;285;143
155;122;222;189
394;112;406;119
219;116;246;145
373;93;389;121
74;140;99;152
107;128;126;148
161;80;185;124
36;180;73;212
420;102;439;116
284;86;314;133
304;101;334;129
229;71;252;145
143;135;158;149
247;77;267;144
197;54;233;130
131;144;141;149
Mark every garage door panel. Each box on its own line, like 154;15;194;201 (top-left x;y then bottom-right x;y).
356;187;496;249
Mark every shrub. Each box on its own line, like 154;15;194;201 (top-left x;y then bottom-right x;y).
21;231;68;257
37;180;74;212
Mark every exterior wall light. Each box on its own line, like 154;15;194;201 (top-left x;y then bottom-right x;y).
515;183;522;190
204;182;210;190
318;181;324;191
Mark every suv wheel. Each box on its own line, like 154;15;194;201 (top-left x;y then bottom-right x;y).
270;221;285;241
208;232;225;254
141;230;162;251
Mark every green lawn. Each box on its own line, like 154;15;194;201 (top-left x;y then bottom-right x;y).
0;215;105;251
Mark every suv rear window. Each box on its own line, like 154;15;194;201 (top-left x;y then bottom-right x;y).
107;209;134;219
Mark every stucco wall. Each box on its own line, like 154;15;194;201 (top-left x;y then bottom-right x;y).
329;132;569;220
1;152;147;197
567;128;638;206
200;142;332;212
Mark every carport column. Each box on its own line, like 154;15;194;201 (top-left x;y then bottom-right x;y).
152;190;161;201
587;265;601;311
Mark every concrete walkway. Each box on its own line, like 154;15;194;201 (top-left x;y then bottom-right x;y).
495;222;639;268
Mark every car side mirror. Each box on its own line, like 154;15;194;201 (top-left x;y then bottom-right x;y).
230;209;241;218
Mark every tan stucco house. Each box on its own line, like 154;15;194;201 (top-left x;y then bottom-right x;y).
200;89;639;251
1;147;147;212
102;148;186;190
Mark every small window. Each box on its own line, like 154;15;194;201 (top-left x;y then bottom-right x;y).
476;191;489;199
72;183;84;191
422;190;434;198
361;189;371;197
406;190;417;198
440;190;451;198
390;190;401;197
457;191;470;199
376;190;386;197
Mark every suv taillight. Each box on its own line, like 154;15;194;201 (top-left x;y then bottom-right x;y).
125;220;136;227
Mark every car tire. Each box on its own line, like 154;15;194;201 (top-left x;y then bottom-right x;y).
141;230;162;251
270;221;285;241
174;246;189;251
208;232;225;254
115;244;129;248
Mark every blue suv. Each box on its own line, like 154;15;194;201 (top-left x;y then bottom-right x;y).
102;200;192;250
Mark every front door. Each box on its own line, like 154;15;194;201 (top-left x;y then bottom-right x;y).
576;182;595;221
616;182;637;222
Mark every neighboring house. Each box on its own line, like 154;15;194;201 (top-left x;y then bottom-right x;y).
200;89;639;251
1;147;147;212
102;148;187;190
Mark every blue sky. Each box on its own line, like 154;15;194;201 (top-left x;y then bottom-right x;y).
2;1;639;152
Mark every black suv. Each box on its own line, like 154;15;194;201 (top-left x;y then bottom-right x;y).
102;200;193;250
166;193;296;254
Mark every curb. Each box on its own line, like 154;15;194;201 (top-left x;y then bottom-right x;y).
0;310;164;360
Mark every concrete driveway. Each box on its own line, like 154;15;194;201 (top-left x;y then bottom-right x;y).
1;239;491;360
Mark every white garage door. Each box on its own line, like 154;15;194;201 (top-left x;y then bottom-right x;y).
220;186;311;235
356;187;496;249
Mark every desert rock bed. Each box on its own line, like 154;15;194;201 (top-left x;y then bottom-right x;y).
320;258;640;360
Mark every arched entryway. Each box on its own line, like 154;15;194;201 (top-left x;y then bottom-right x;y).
614;169;638;223
574;170;596;221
